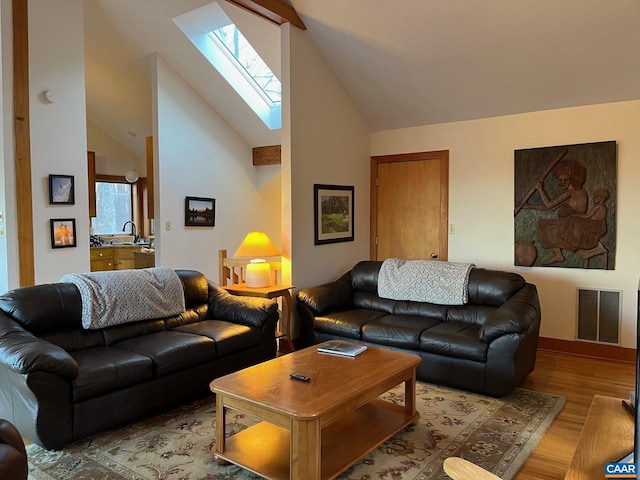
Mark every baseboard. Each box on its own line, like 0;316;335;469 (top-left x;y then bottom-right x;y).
539;337;635;363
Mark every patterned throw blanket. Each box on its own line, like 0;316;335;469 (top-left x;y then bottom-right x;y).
378;258;474;305
60;267;186;329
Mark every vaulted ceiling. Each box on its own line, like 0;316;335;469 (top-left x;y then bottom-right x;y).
84;0;640;156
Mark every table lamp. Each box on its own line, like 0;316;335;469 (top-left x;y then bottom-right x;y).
234;232;281;288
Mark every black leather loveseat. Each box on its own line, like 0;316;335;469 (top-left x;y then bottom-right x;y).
0;269;279;449
296;261;541;397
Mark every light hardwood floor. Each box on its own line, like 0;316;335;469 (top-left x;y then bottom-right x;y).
514;349;635;479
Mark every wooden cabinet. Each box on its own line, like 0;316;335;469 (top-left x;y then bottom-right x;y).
90;246;145;271
133;251;155;269
90;248;115;271
115;247;137;270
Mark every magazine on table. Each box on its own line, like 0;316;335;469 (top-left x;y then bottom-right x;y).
317;341;367;357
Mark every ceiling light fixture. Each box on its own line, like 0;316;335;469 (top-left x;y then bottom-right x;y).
125;130;139;183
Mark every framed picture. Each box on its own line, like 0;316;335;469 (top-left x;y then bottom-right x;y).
50;218;77;248
49;174;75;205
314;184;354;245
185;196;215;227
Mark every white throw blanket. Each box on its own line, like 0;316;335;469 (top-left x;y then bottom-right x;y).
61;267;186;329
378;258;474;305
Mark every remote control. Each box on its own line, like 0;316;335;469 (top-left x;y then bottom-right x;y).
289;373;311;382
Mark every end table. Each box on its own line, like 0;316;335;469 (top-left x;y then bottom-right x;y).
222;283;295;353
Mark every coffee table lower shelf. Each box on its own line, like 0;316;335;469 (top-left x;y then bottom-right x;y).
214;398;418;480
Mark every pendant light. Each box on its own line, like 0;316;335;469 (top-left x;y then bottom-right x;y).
125;130;139;183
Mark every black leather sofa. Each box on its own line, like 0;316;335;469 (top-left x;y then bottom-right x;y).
296;261;541;397
0;419;28;480
0;269;279;449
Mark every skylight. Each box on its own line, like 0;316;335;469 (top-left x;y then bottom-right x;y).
209;25;281;107
173;3;282;130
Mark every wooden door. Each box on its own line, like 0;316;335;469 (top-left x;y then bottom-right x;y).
371;151;449;261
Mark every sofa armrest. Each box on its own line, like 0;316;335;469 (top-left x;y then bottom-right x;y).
479;284;540;343
296;272;353;315
0;317;78;379
0;419;28;480
208;282;278;329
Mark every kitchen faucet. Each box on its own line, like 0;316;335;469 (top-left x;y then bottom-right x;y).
122;221;140;243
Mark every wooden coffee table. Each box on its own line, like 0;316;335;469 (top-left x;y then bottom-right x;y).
209;341;421;480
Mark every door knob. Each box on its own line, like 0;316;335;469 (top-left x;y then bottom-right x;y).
430;253;438;259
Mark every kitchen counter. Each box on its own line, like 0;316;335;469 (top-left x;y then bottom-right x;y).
90;245;154;271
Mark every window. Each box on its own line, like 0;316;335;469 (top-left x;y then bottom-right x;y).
91;181;133;235
173;2;282;129
209;25;281;106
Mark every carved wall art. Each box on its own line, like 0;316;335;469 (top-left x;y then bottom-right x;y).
514;140;616;269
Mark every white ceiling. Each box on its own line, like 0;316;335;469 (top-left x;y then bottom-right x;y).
84;0;640;154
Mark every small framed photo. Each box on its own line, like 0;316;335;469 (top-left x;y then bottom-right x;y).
314;184;354;245
49;175;75;205
185;196;215;227
50;218;77;248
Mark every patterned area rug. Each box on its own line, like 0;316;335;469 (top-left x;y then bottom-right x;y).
27;382;564;480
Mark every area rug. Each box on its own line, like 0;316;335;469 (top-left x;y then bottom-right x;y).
26;382;564;480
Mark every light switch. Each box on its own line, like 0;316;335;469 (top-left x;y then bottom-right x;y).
165;221;171;231
448;224;456;234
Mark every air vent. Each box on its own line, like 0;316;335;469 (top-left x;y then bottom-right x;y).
576;288;622;344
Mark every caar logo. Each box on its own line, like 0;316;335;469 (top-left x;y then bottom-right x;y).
605;462;638;478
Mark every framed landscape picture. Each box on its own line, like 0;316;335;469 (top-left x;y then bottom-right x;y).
50;218;76;248
184;196;215;227
314;184;354;245
49;174;75;205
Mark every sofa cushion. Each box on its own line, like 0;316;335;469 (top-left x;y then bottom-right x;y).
419;321;487;362
467;269;526;306
174;320;262;357
351;261;381;293
353;291;396;313
314;309;387;339
102;319;167;346
0;283;82;334
362;315;442;349
175;269;209;308
393;301;448;321
41;328;105;351
446;305;495;326
71;347;153;402
112;331;216;377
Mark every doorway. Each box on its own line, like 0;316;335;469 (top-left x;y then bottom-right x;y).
370;151;449;261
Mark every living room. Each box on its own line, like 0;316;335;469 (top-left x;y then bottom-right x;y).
3;0;638;356
1;0;640;478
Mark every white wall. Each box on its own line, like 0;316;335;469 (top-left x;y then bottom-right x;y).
153;55;281;280
28;0;89;283
284;25;371;292
87;119;145;177
372;100;640;347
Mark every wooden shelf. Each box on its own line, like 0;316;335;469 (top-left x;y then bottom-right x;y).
216;398;417;480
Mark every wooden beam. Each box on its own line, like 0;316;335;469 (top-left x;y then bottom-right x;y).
253;145;281;165
146;136;154;219
13;0;35;286
88;151;96;218
225;0;306;29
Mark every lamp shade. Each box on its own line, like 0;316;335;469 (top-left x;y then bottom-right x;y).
234;232;280;288
234;232;280;258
